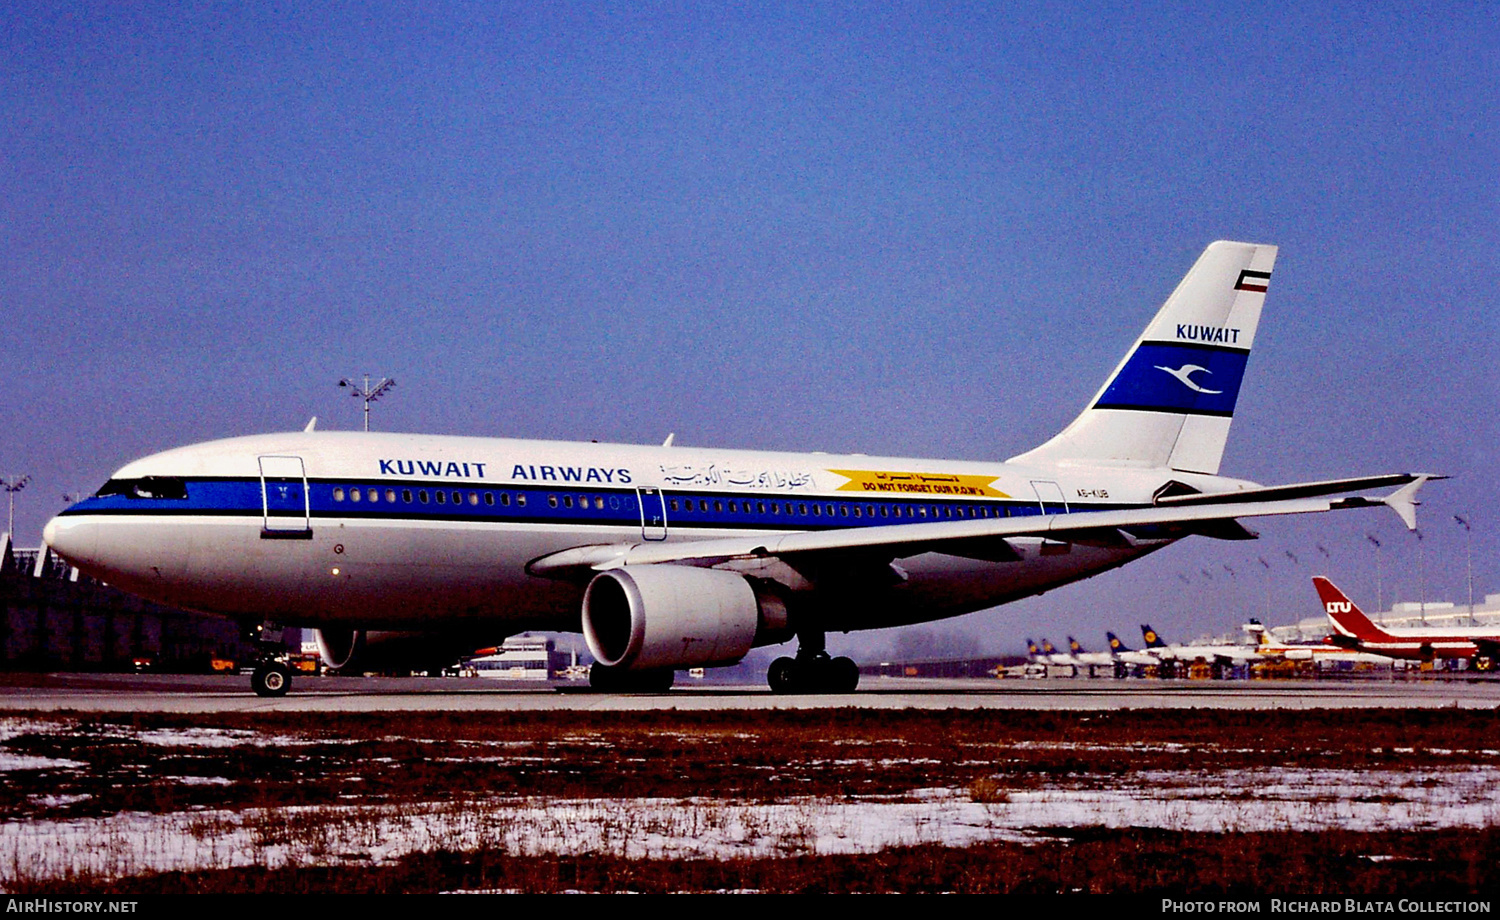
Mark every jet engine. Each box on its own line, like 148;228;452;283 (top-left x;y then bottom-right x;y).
581;565;789;671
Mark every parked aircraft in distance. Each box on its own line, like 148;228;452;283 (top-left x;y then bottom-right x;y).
1107;631;1159;673
1314;578;1498;670
43;241;1436;696
1066;637;1121;677
1139;623;1263;674
1243;618;1391;668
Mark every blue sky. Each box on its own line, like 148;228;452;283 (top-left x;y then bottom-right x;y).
3;3;1496;654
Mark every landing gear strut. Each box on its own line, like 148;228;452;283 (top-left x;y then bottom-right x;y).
245;621;292;698
767;631;860;694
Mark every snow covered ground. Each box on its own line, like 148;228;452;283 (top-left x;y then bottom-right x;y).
2;765;1498;885
3;718;1499;887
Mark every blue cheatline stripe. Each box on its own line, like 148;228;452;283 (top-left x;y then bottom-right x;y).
1094;341;1250;417
60;477;1140;533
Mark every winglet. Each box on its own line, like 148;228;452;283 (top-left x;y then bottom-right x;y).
1382;474;1442;531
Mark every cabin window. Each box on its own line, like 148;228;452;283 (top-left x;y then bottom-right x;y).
451;491;462;505
350;488;362;503
564;495;574;509
714;500;723;512
366;488;377;503
469;492;479;506
595;497;605;510
548;495;558;508
500;493;510;506
385;489;397;503
435;491;446;504
812;504;821;516
332;488;345;502
516;494;526;507
418;490;429;503
669;499;679;512
798;503;807;515
402;489;412;503
699;499;709;512
484;492;494;506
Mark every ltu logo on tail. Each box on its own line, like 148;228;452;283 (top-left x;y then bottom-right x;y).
1326;601;1352;614
1155;364;1223;394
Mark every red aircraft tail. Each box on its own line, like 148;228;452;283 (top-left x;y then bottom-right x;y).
1312;577;1394;643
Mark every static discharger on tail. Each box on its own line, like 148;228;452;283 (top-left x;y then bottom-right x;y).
43;242;1440;696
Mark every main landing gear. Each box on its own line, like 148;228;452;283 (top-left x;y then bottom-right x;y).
767;631;860;694
246;621;292;698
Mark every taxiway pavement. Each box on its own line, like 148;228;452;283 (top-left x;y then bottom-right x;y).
1;672;1496;712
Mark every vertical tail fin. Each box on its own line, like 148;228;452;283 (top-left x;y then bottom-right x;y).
1312;577;1394;642
1010;241;1278;474
1140;624;1169;648
1107;631;1131;653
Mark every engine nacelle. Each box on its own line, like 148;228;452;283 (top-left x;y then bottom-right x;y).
582;565;787;671
314;628;469;675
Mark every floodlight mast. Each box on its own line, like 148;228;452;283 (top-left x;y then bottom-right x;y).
1455;514;1474;625
2;475;31;538
338;375;396;432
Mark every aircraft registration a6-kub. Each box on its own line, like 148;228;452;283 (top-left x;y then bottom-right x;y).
44;242;1438;697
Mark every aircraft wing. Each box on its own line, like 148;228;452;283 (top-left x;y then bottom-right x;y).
528;473;1437;577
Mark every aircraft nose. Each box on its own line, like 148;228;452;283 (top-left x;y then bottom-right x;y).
43;515;97;567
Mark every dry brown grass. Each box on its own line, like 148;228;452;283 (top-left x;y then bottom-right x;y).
4;708;1500;893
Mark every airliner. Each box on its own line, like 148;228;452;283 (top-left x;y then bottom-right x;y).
1139;623;1263;674
42;241;1436;697
1243;618;1391;668
1314;578;1498;669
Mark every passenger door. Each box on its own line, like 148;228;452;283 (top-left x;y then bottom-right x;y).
259;455;312;539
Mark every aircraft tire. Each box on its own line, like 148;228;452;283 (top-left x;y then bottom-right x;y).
251;663;291;698
768;657;798;694
829;656;860;692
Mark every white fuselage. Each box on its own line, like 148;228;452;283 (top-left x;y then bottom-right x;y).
44;430;1237;640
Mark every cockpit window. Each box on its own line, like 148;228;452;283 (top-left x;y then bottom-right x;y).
95;477;189;500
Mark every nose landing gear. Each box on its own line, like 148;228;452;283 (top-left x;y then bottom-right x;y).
245;621;292;698
251;661;292;697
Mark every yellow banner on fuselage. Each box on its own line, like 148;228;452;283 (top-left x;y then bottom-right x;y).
826;469;1009;498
